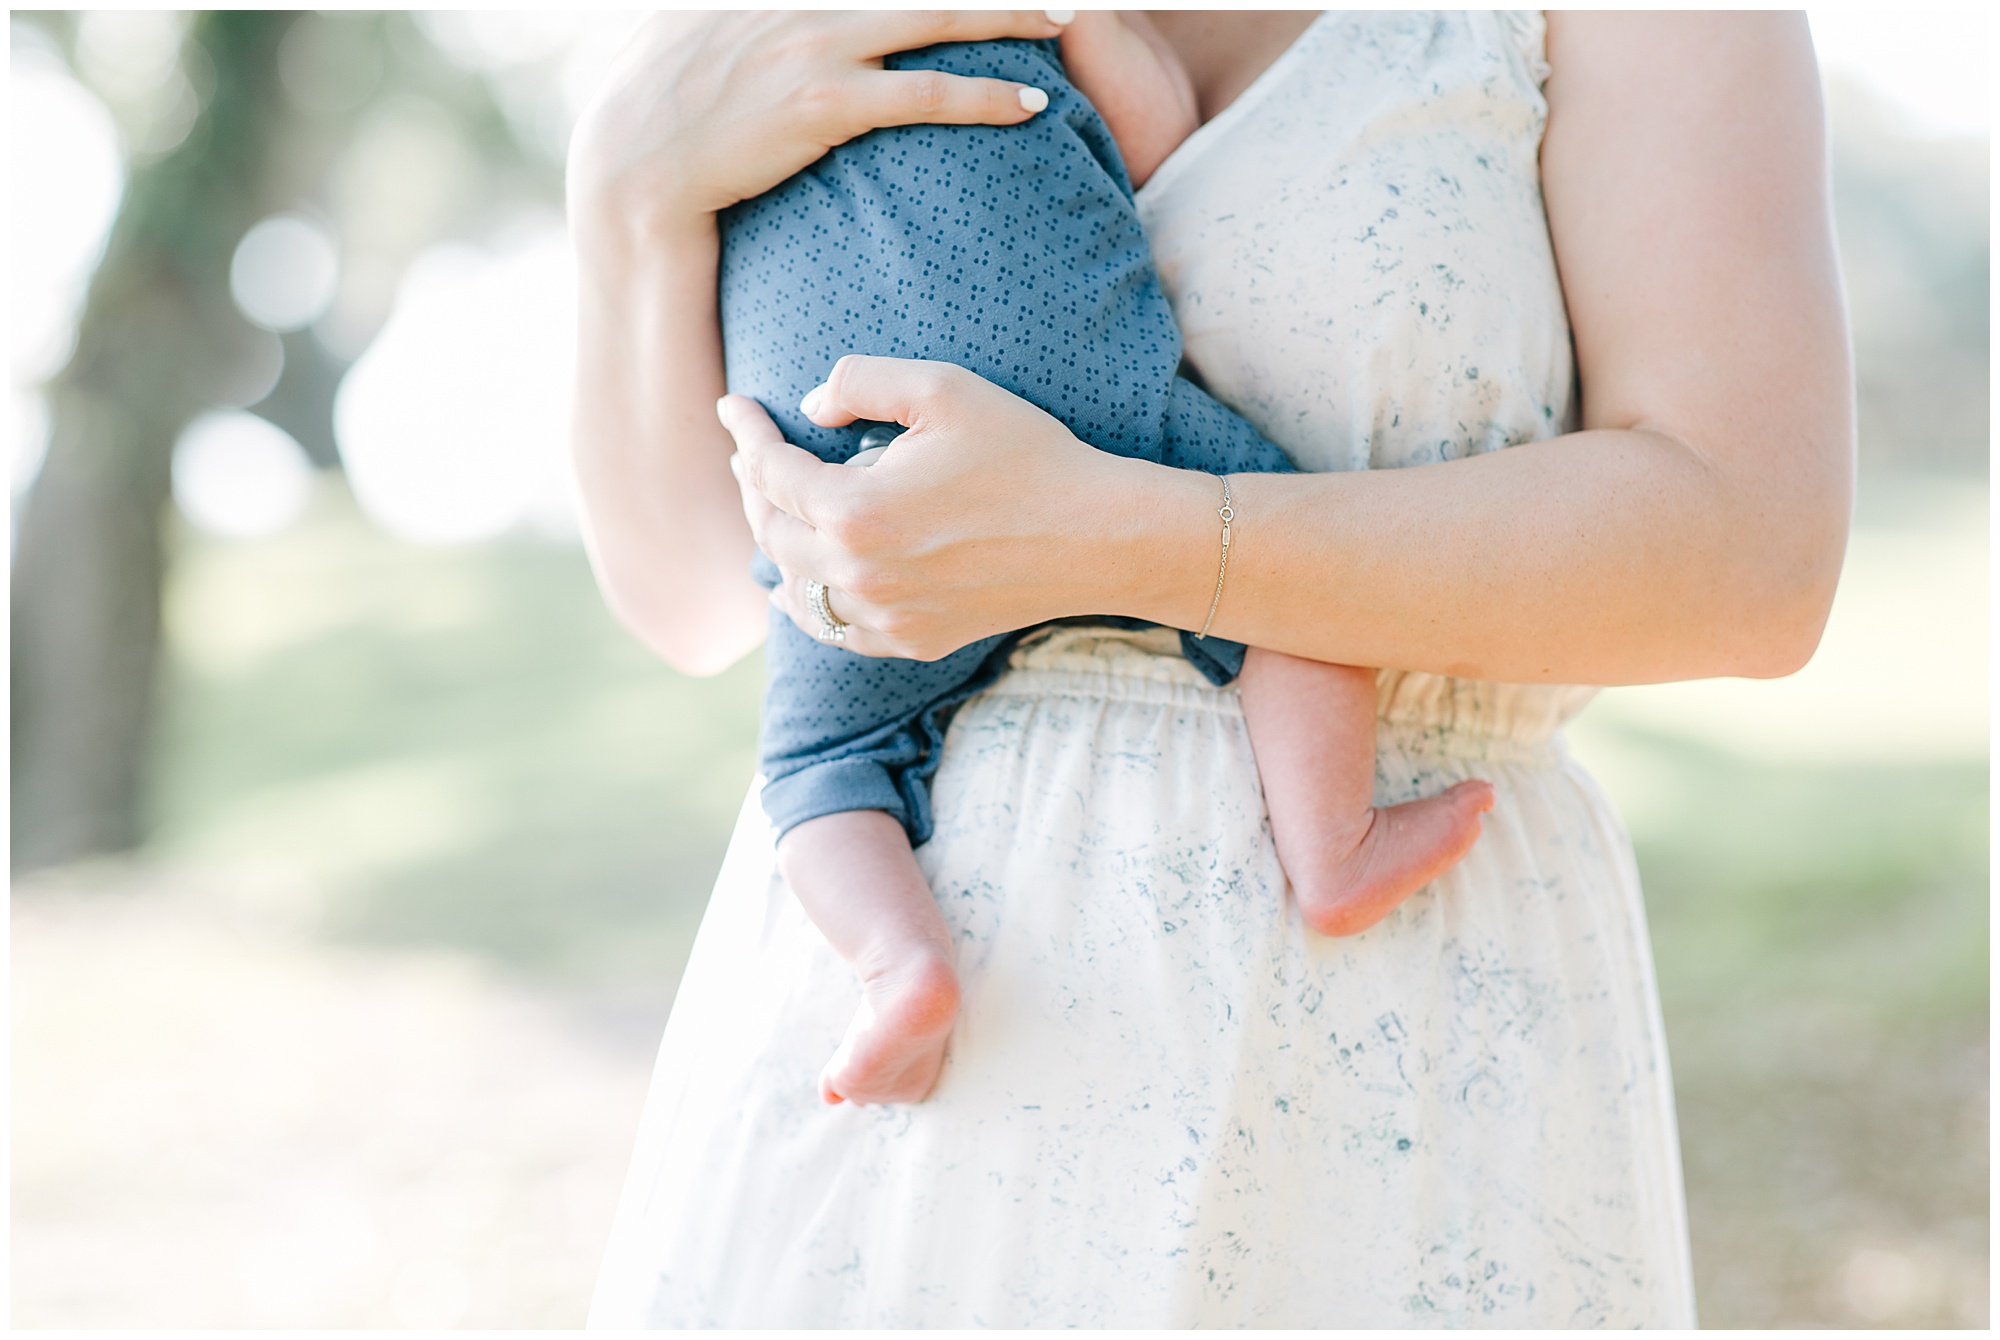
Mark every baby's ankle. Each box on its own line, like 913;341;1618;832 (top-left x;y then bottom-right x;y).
1285;782;1495;937
854;936;960;1010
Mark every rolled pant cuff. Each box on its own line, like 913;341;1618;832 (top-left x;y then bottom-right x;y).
761;758;913;843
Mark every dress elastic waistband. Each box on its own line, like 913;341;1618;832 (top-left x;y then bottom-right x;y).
980;625;1592;764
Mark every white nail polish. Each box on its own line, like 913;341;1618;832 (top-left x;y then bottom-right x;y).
1018;86;1049;114
801;385;825;416
1045;10;1075;25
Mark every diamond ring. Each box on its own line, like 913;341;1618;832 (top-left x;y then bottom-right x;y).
806;579;849;644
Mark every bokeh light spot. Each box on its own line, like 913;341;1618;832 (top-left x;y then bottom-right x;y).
333;227;577;546
231;214;341;333
172;410;314;540
416;12;586;72
74;10;184;100
10;60;124;383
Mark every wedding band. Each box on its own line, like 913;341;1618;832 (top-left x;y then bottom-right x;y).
806;579;849;644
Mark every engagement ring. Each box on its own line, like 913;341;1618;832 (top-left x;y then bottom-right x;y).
807;580;849;644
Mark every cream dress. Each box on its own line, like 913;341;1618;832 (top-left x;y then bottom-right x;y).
590;12;1697;1327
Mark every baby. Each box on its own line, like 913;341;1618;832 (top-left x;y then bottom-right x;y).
720;24;1494;1107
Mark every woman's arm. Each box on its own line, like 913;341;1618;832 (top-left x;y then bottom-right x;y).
732;12;1853;685
566;11;1068;675
570;203;755;676
1239;10;1852;683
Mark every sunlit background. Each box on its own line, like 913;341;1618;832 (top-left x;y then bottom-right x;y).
10;10;1989;1328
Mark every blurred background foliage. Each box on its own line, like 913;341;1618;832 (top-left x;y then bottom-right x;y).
9;9;1988;1330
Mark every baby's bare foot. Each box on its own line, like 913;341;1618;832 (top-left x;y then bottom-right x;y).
1292;780;1497;937
820;946;961;1106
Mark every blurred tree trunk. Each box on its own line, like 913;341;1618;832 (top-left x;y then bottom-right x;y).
11;13;299;869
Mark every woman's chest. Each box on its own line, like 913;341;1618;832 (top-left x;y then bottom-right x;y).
1150;10;1321;124
1137;11;1576;475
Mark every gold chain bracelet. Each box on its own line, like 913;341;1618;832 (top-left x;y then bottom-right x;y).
1195;475;1234;640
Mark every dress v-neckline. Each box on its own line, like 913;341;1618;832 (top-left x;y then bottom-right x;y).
1136;11;1333;206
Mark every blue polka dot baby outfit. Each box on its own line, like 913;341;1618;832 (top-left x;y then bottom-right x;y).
722;37;1295;844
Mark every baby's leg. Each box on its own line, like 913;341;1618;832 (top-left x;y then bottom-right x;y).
1237;649;1496;937
777;810;961;1105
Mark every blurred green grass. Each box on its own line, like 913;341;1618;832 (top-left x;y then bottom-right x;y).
1589;726;1987;1029
1569;470;1988;1326
1599;728;1989;1327
141;473;1988;1326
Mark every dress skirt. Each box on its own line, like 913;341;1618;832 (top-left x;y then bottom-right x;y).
589;626;1698;1327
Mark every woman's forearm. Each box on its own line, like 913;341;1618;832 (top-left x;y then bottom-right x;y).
736;317;1848;684
570;211;767;675
1123;422;1845;686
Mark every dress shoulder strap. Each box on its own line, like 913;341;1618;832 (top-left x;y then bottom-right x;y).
1496;11;1552;90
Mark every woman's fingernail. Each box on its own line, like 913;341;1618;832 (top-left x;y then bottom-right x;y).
715;396;732;425
800;385;825;416
1018;86;1049;114
1045;10;1075;25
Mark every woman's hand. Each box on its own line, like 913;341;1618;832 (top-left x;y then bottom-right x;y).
721;356;1218;661
566;12;1069;677
569;11;1067;242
